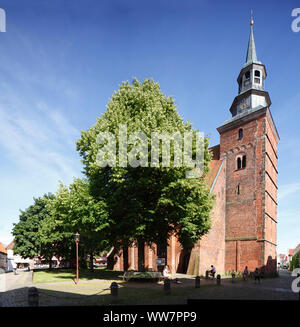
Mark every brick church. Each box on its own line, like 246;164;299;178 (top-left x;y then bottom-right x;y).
107;19;279;275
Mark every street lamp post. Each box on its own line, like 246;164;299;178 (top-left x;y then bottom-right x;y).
74;232;80;284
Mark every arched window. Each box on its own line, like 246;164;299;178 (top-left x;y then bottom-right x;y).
254;70;261;84
238;128;243;140
237;155;247;170
244;71;250;86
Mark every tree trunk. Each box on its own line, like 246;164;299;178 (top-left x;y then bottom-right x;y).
90;252;94;271
123;247;129;271
138;241;145;271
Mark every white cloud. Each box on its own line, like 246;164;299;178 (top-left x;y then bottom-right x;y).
0;100;83;244
278;182;300;201
0;100;81;177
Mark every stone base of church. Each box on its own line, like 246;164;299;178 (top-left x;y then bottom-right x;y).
107;237;277;275
225;239;277;274
107;233;226;276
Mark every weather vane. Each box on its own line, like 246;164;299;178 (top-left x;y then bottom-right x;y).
250;9;254;26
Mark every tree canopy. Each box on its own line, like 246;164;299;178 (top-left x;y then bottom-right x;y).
77;78;215;250
12;193;55;259
12;78;215;268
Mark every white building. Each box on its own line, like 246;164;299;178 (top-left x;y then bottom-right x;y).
6;241;33;271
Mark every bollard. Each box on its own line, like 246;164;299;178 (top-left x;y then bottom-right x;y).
231;273;236;283
0;268;5;294
28;287;39;307
110;282;118;297
217;274;221;286
164;278;171;295
195;276;200;288
205;270;209;279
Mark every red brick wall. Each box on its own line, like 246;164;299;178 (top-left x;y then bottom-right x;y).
220;111;278;273
196;159;226;276
263;116;278;271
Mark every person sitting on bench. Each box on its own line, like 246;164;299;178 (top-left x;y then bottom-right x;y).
209;265;216;278
163;265;181;283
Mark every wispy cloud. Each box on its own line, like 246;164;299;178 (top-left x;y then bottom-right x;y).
278;183;300;201
0;104;81;182
0;99;83;244
0;24;85;244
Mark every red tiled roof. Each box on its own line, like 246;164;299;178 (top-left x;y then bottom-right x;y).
288;249;294;256
6;240;14;250
206;160;222;189
0;242;7;254
206;145;222;189
209;145;220;161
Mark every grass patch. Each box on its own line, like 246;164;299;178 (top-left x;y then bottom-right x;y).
33;268;122;284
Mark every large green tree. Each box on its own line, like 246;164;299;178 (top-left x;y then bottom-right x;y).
45;178;109;270
290;253;300;271
77;78;215;254
12;193;55;260
38;206;76;269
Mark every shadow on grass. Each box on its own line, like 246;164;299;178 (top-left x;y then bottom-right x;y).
33;268;123;284
1;283;211;306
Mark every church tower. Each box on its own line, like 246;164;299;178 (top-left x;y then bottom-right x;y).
217;18;279;273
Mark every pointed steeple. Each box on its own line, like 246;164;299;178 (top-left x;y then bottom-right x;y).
244;15;261;67
224;15;270;118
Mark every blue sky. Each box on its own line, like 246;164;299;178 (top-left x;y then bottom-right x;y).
0;0;299;255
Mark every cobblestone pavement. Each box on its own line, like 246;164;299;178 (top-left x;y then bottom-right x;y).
186;271;299;301
0;270;298;306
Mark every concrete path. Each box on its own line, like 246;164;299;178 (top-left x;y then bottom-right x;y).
0;271;33;307
5;271;33;291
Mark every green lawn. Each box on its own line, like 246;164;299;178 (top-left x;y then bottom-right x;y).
36;280;216;305
33;268;122;284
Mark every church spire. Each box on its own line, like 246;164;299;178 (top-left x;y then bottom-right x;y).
226;16;270;117
244;13;261;67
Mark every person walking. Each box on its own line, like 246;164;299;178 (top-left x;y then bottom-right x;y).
243;266;249;281
254;268;260;284
12;261;17;275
